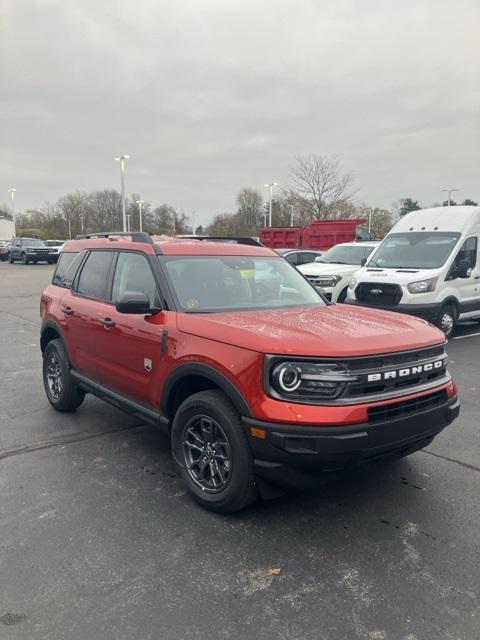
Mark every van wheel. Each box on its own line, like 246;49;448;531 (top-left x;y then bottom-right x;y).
8;253;14;263
21;253;29;265
42;339;85;411
437;304;456;338
171;390;257;513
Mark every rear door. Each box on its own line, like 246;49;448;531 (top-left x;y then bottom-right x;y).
62;249;116;374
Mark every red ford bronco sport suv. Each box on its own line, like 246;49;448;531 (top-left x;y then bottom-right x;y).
40;232;459;512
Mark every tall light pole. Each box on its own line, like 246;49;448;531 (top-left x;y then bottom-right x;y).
79;215;84;232
191;211;196;235
289;204;295;227
136;199;144;232
126;214;131;233
114;155;130;231
441;188;459;206
368;208;373;234
264;182;277;227
8;188;16;236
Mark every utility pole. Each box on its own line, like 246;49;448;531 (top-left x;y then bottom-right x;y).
441;188;459;206
136;199;144;232
264;182;277;227
7;188;16;236
114;155;130;231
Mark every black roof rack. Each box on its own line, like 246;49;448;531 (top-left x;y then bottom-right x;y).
75;231;154;245
175;235;263;247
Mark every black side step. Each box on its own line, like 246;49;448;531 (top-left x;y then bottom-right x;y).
71;370;169;430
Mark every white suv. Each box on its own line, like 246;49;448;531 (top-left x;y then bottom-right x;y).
298;242;379;303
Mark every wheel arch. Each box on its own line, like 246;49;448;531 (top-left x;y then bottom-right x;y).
440;296;460;318
40;320;69;356
161;363;253;422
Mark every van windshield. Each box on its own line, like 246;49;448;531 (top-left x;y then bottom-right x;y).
367;232;461;269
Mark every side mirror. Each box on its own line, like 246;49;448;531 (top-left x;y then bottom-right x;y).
360;257;367;267
456;259;472;279
116;291;160;314
314;256;322;263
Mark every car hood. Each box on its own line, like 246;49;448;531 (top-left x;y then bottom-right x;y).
353;267;443;286
298;263;358;277
176;305;444;357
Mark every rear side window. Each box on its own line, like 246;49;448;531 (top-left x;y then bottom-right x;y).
52;251;85;287
76;251;114;300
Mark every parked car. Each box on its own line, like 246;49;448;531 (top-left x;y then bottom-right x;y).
0;240;10;261
44;239;66;263
298;242;379;302
347;206;480;337
9;237;52;264
40;231;459;512
276;248;323;266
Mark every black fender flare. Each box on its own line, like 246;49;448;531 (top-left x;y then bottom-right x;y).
439;296;460;318
40;319;71;359
161;363;253;418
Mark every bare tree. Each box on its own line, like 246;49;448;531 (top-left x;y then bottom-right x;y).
236;187;263;228
289;155;356;220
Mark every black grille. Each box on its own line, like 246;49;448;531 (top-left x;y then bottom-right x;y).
356;282;402;306
367;390;448;424
339;346;447;398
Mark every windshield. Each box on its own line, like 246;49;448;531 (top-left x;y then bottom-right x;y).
367;232;461;269
317;244;375;265
162;256;326;312
22;238;45;247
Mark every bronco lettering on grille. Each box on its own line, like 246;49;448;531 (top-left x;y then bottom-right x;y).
367;359;445;382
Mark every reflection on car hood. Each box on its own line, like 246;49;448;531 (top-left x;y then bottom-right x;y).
176;305;444;357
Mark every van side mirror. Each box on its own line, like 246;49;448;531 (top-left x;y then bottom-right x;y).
360;257;367;267
116;291;160;314
456;259;472;279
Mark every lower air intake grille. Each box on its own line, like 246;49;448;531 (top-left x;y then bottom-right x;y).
367;390;447;424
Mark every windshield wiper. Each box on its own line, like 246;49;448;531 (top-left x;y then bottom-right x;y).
328;261;348;264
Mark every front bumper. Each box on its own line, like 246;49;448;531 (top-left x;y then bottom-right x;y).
243;395;459;489
345;298;443;323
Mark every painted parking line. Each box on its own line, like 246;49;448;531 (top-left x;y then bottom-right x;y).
453;331;480;340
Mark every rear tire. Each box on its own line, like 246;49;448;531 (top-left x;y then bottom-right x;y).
437;304;456;338
8;253;14;263
171;390;257;513
43;339;85;412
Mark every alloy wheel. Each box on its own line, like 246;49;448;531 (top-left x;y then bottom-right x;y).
182;415;232;493
46;352;63;400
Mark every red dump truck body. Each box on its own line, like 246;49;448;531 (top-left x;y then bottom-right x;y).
259;218;369;250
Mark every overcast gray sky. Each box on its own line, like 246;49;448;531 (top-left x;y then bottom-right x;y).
1;0;479;225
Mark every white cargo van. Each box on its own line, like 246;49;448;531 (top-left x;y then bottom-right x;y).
346;206;480;337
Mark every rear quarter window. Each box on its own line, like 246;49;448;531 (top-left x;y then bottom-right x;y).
52;251;85;287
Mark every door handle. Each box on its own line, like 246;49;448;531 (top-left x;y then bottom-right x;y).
61;305;74;316
98;317;116;328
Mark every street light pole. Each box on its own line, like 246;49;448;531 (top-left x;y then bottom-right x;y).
289;204;294;227
126;214;131;233
368;208;373;234
441;188;459;206
114;155;130;231
80;215;84;232
8;188;16;236
136;199;144;233
264;182;277;227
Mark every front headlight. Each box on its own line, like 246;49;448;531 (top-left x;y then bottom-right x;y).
407;277;438;294
269;360;356;401
313;275;342;288
26;248;34;253
349;277;356;289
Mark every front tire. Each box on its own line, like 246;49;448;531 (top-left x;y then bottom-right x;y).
171;390;257;513
43;339;85;411
21;253;29;265
437;304;456;338
8;253;14;263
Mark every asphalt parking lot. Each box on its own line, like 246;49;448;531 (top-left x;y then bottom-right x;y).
0;261;479;640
